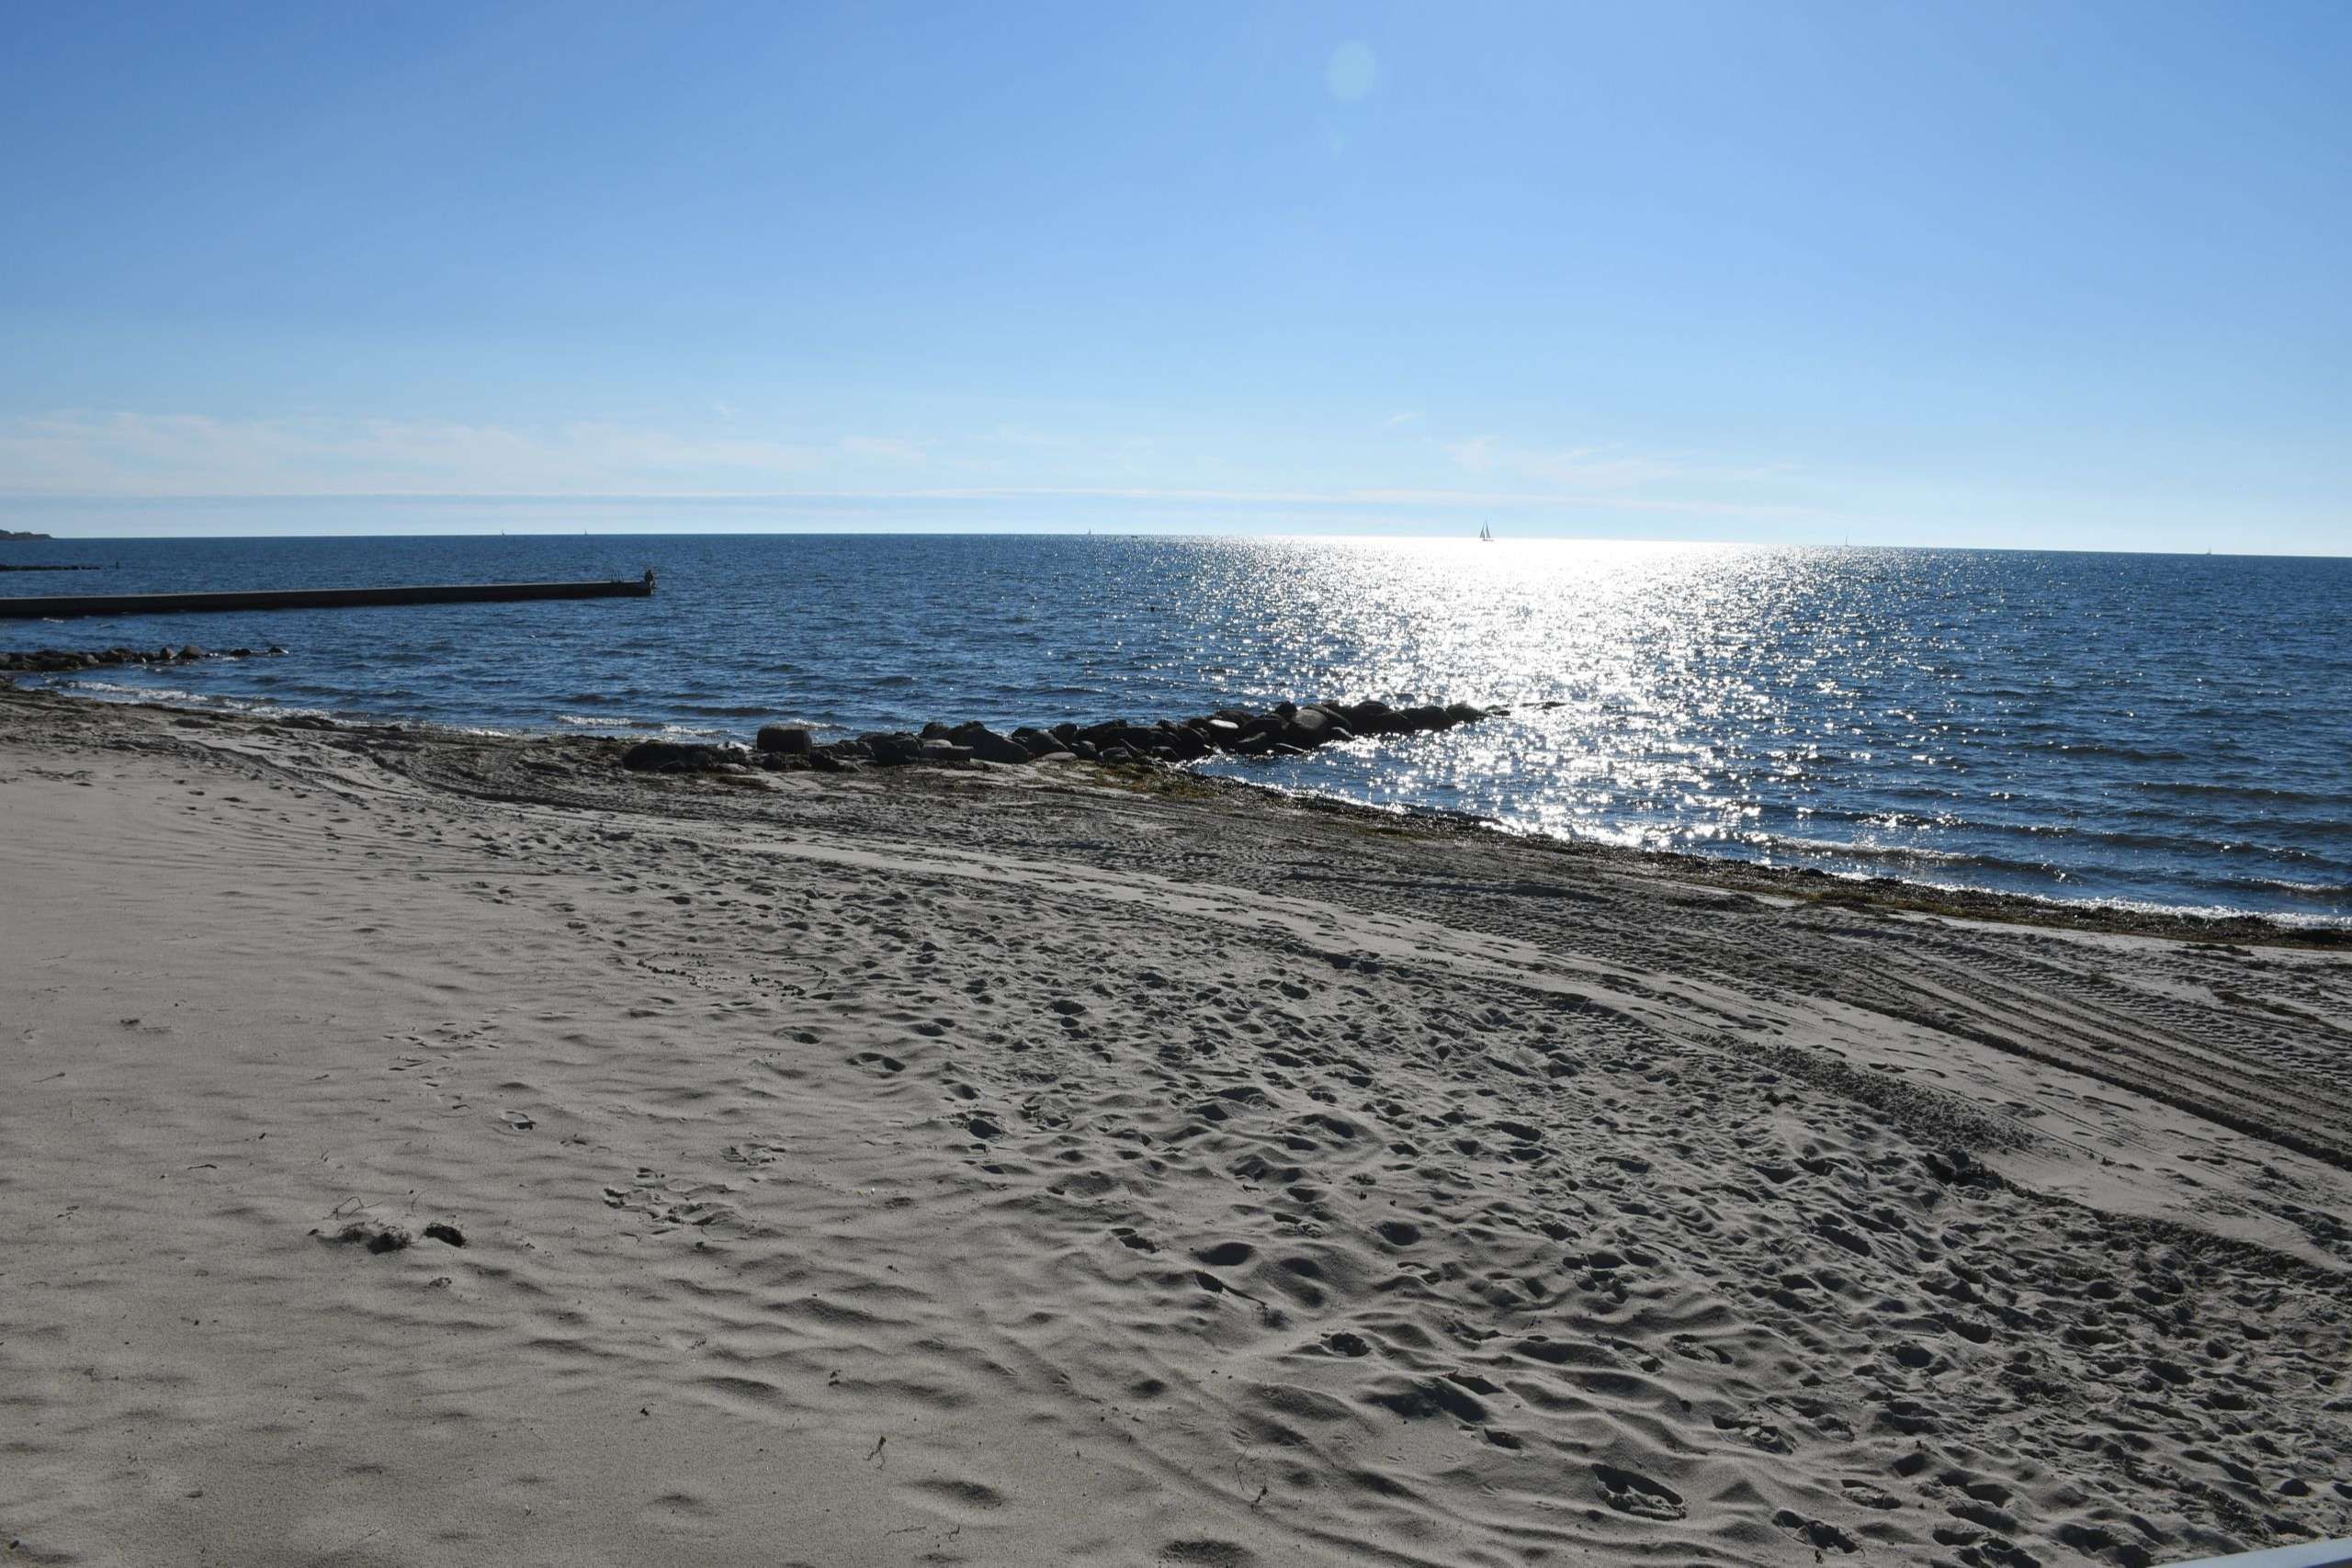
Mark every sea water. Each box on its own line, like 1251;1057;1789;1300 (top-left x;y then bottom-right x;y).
6;533;2346;922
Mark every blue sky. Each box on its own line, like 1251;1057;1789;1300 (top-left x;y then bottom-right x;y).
3;1;2346;550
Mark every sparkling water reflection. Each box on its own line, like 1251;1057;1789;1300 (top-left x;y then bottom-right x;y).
11;533;2348;920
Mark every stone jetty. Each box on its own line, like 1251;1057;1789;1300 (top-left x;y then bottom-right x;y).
0;570;654;619
0;644;285;674
621;697;1499;775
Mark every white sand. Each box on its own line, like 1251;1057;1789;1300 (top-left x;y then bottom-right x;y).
3;690;2348;1566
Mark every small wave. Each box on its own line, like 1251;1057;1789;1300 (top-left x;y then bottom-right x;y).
2178;874;2352;903
2045;741;2197;764
1736;832;2065;881
2132;780;2352;808
47;677;218;705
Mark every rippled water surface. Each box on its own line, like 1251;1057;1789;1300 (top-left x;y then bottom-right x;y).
7;534;2347;920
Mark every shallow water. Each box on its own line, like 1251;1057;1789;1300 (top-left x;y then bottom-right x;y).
7;533;2347;921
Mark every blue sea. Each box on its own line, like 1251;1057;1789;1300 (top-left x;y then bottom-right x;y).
5;534;2347;923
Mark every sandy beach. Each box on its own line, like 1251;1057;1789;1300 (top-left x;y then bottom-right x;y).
3;685;2347;1567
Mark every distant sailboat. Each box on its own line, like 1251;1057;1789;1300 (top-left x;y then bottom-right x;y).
1479;522;1493;543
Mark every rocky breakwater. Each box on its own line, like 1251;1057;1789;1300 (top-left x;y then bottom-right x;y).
620;697;1498;775
0;644;286;675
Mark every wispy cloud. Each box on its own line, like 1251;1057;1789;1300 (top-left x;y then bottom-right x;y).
836;435;926;465
1443;434;1683;490
1381;411;1424;429
0;411;1821;525
0;412;940;497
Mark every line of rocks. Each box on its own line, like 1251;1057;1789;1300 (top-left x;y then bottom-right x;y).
0;644;286;673
621;697;1499;776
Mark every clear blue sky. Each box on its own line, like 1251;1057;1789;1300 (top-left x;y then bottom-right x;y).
3;1;2346;550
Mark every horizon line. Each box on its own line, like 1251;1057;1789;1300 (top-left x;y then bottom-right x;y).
3;528;2343;561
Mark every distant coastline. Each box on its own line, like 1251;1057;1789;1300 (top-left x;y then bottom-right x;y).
0;529;54;541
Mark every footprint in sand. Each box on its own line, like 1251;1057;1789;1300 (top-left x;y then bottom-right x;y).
1773;1508;1860;1554
1593;1463;1685;1521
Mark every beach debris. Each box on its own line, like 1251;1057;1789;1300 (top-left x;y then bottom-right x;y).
319;1220;412;1254
423;1222;467;1247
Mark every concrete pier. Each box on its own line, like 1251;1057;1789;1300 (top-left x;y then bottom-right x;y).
0;571;655;619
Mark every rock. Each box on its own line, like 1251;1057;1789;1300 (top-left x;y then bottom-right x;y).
961;727;1034;764
611;698;1496;784
1164;727;1211;761
621;739;732;773
860;732;922;765
1284;707;1336;745
177;645;206;661
423;1222;467;1247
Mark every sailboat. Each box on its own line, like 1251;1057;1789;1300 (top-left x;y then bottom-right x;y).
1479;522;1494;543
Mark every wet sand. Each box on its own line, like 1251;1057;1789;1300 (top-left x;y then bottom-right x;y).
3;686;2348;1566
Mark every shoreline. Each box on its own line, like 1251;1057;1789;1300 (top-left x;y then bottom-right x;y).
10;680;2347;949
5;682;2350;1564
